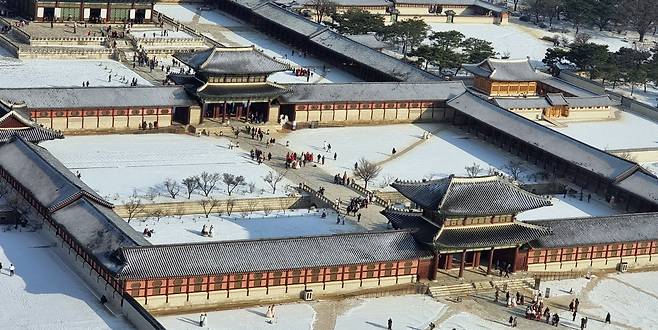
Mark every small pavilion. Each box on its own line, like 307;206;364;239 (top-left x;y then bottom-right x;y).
0;99;63;143
382;175;552;279
170;47;290;126
462;58;548;97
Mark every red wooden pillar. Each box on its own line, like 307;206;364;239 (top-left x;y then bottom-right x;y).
512;246;519;272
473;251;481;269
458;250;466;278
429;253;439;281
487;247;495;275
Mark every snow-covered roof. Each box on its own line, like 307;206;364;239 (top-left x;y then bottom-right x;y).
493;94;619;110
530;212;658;248
463;58;548;82
116;231;432;279
291;0;391;6
546;93;569;106
447;92;640;181
0;111;64;143
197;82;288;101
253;2;329;37
279;81;466;103
0;87;196;109
346;34;389;50
616;171;658;204
173;47;290;75
494;97;551;109
394;0;505;13
539;77;599;97
564;95;620;107
391;175;552;215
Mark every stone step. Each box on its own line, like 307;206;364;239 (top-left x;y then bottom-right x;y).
428;278;533;299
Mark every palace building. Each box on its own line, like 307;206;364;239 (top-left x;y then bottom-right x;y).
463;58;548;97
0;99;63;143
14;0;154;23
170;47;290;127
383;175;553;278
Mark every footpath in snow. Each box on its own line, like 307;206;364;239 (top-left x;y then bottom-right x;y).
0;229;133;329
41;134;292;203
129;209;364;244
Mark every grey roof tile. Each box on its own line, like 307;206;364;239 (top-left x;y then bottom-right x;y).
117;231;432;279
382;209;441;246
493;97;551;109
616;171;658;204
435;222;551;250
174;47;289;75
463;59;548;81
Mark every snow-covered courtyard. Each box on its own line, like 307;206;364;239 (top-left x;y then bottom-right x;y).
0;229;133;329
335;295;446;329
157;303;315;330
551;111;658;150
129;28;194;40
154;4;361;84
0;58;151;88
129;209;364;244
284;123;546;188
517;195;619;221
40;134;292;203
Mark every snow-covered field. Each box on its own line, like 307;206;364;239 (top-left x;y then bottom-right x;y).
157;303;315;330
438;312;509;330
0;58;151;88
129;209;363;244
540;277;592;298
610;83;658;107
335;295;447;330
154;4;360;84
0;229;132;329
41;134;292;203
285;123;545;188
517;195;618;221
129;28;194;39
551;111;658;150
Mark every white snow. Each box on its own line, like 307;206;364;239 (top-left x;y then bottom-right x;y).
551;111;658;150
0;58;151;88
610;83;658;107
285;123;545;188
335;295;447;330
129;28;194;39
437;312;509;330
539;277;592;298
517;195;618;221
40;134;292;203
643;162;658;175
129;209;364;244
0;229;133;329
154;4;361;84
157;303;315;330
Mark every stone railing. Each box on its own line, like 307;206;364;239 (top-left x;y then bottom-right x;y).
347;181;391;207
0;34;19;57
29;36;106;46
298;183;337;210
114;195;314;218
18;47;113;59
153;10;223;48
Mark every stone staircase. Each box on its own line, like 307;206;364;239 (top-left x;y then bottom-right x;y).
427;277;533;299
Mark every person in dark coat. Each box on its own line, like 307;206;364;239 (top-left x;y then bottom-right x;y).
605;312;611;324
569;299;575;312
575;298;580;311
580;317;586;330
572;310;577;321
508;316;514;326
387;318;392;330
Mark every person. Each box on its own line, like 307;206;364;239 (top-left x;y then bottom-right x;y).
357;213;361;222
428;322;435;330
494;288;499;302
9;263;14;276
387;318;392;330
199;313;207;327
572;310;577;321
512;317;517;327
605;312;611;324
333;152;337;161
508;316;513;326
575;298;580;312
569;299;574;312
580;317;586;330
553;313;559;327
392;148;396;155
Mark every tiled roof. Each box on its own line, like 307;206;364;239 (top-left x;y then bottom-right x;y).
279;81;466;103
615;171;658;204
530;213;658;248
564;95;619;107
391;175;552;215
546;93;568;106
493;97;551;109
173;47;289;75
252;2;329;37
539;77;599;97
463;58;548;81
382;209;441;246
447;91;640;180
493;95;619;110
286;0;390;6
0;111;63;143
435;222;551;250
117;231;432;279
0;87;196;109
197;82;288;101
394;0;505;12
346;34;389;50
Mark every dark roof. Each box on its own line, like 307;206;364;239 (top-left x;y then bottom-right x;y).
391;175;552;215
0;136;108;211
616;171;658;204
436;222;550;250
289;0;390;6
197;82;288;101
116;231;432;279
447;92;639;180
463;58;548;81
252;2;328;37
0;111;63;143
546;93;568;106
383;209;441;246
0;87;196;109
279;81;466;103
346;34;389;50
564;95;619;107
539;77;599;97
173;47;289;75
530;213;658;248
493;94;619;110
309;30;438;82
493;97;551;109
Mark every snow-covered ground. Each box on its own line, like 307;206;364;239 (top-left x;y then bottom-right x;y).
0;58;151;88
41;134;292;203
517;195;618;221
430;23;552;60
129;209;363;244
643;162;658;175
437;312;509;330
154;4;361;84
335;295;447;330
551;111;658;150
285;123;545;188
0;229;133;329
609;83;658;107
539;277;592;298
129;28;194;39
157;303;315;330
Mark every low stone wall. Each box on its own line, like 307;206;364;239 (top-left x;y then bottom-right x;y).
30;36;106;46
114;195;315;218
0;34;19;57
18;47;114;59
372;190;410;205
528;254;658;272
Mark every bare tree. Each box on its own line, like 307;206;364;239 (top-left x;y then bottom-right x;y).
263;170;287;194
174;204;186;219
616;151;638;163
225;198;235;216
148;206;169;222
262;204;273;216
164;178;181;199
123;191;145;223
198;197;221;218
353;158;382;189
222;173;246;196
504;160;526;181
464;162;483;177
573;32;592;46
198;171;221;197
143;187;159;204
309;0;337;23
182;176;199;199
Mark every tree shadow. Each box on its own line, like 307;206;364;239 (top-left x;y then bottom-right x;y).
177;317;200;326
